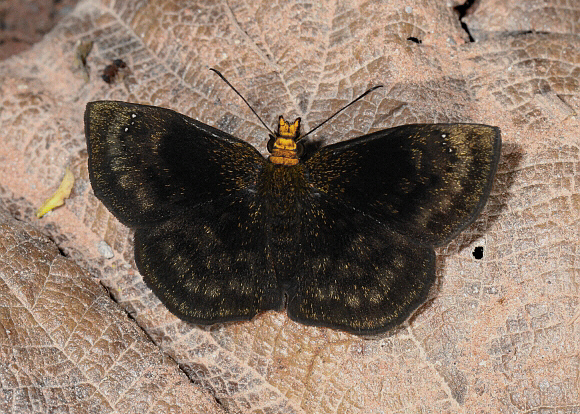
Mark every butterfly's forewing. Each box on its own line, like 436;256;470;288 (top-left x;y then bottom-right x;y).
305;124;501;246
85;101;265;226
286;194;435;334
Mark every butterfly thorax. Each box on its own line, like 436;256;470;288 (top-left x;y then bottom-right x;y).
268;116;303;166
258;163;311;206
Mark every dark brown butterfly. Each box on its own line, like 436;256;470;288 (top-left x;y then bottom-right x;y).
85;87;500;335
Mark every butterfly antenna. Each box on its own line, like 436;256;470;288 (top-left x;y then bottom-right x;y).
210;68;275;135
299;85;384;141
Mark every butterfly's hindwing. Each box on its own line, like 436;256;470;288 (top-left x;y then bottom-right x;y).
287;194;435;334
134;192;283;323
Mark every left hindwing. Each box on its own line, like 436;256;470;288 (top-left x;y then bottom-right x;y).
85;101;266;227
134;193;282;324
305;124;501;246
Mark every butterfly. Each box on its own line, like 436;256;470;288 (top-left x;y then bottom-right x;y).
85;88;501;335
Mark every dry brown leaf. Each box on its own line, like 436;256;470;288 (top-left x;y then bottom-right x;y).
464;0;580;40
0;210;224;413
0;0;579;413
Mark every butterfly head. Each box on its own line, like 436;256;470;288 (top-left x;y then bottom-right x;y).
267;116;304;166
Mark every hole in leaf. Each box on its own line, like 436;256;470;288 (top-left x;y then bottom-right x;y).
472;246;484;260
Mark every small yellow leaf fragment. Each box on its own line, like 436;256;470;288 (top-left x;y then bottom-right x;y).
36;167;75;218
73;40;93;82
